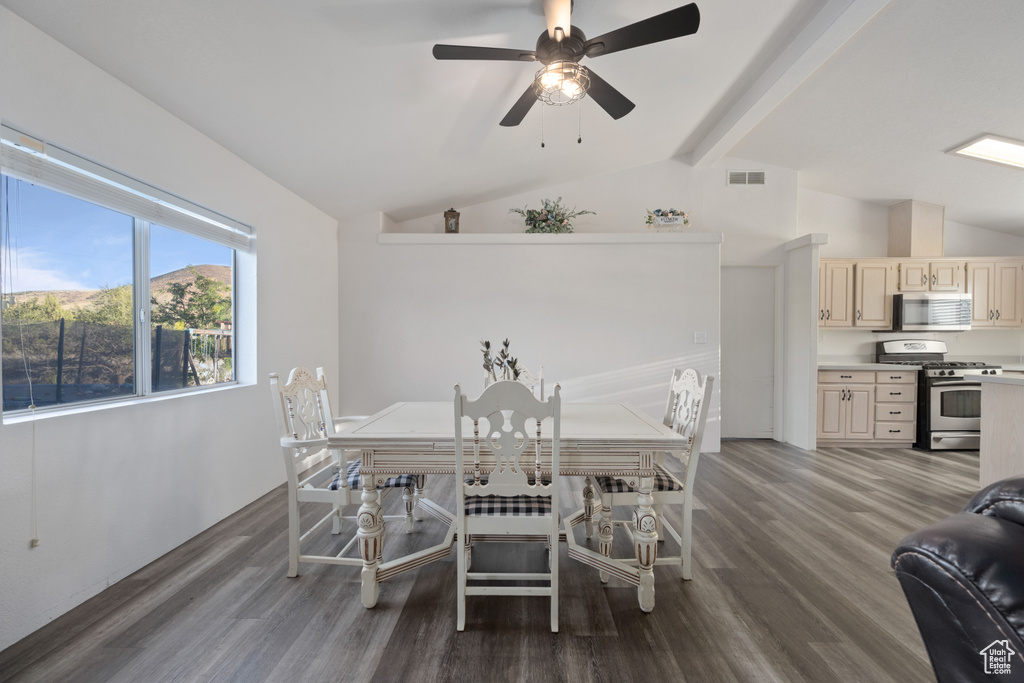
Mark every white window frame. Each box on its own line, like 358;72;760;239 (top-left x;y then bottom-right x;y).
0;124;251;415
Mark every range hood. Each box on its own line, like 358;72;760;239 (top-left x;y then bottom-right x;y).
888;200;945;258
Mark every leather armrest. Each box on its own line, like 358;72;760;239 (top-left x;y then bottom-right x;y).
964;476;1024;526
892;512;1024;677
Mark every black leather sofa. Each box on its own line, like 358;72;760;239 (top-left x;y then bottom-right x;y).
892;477;1024;682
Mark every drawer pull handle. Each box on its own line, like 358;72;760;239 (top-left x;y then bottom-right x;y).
890;376;900;379
840;375;852;379
890;392;901;396
889;429;901;434
889;411;900;415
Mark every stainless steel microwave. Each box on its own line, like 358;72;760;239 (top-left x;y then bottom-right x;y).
892;292;972;331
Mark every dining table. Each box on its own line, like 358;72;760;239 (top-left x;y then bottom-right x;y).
328;399;689;612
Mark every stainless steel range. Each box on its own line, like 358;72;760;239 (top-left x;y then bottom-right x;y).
875;339;1001;450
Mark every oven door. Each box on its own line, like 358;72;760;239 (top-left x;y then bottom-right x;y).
929;381;982;431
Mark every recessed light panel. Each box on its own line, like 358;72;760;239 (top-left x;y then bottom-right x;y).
950;134;1024;170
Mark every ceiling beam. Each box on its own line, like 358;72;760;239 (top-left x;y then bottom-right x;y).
690;0;895;166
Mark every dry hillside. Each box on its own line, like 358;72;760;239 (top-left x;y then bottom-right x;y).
9;265;231;311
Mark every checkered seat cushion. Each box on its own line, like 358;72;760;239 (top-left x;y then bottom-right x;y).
328;459;419;490
464;473;552;486
465;495;553;516
594;464;684;493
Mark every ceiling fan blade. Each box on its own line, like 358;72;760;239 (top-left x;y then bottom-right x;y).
585;70;635;120
584;3;700;58
432;44;536;61
543;0;573;38
500;85;539;127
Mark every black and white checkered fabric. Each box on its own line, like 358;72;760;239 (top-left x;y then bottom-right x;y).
594;464;683;493
464;473;551;486
328;459;419;490
464;495;552;516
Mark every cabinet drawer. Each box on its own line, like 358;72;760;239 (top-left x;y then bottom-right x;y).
819;370;875;384
876;385;914;402
876;370;916;384
875;422;915;440
875;403;916;422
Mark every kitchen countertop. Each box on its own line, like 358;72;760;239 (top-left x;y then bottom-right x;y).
977;374;1024;386
818;363;923;371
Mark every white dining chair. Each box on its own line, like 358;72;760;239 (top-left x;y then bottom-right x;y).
270;366;423;578
593;368;713;581
454;380;562;632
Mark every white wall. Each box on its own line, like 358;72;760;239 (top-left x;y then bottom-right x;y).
337;224;722;450
0;8;339;650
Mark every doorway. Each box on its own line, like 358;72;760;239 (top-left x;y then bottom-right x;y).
721;266;777;438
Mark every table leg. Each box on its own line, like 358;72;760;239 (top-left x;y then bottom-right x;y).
598;497;613;584
402;486;414;534
634;477;657;612
357;482;383;608
583;476;597;539
412;475;425;521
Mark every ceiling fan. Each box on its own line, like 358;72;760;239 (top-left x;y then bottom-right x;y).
432;1;700;126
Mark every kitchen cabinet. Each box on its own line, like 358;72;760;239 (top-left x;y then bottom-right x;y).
967;261;1023;328
819;261;854;327
853;262;896;328
817;369;917;445
817;370;874;440
898;261;963;292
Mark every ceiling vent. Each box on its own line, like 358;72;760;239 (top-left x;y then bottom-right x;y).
727;170;766;186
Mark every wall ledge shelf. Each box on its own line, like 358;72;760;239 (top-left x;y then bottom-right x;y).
378;232;724;245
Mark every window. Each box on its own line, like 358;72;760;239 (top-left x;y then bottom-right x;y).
1;125;251;413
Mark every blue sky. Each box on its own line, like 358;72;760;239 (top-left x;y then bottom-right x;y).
2;177;230;293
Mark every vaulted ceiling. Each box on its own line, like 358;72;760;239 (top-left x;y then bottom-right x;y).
2;0;1023;234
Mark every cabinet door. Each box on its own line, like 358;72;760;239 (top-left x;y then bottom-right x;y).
994;262;1022;327
823;261;854;327
929;262;962;291
816;385;846;439
854;263;894;328
818;264;826;326
845;385;875;439
900;263;929;291
967;262;995;327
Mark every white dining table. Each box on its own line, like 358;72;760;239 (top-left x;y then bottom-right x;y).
328;400;688;612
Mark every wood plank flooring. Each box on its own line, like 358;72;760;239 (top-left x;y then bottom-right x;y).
0;440;979;682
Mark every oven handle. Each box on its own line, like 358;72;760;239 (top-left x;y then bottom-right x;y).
930;381;981;388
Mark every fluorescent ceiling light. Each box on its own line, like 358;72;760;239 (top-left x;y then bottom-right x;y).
950;134;1024;170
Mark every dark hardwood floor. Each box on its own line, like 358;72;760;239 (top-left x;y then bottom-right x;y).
0;440;979;682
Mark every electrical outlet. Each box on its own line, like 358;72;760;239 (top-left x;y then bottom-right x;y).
694;332;707;344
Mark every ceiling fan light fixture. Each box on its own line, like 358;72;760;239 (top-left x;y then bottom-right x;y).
533;61;590;106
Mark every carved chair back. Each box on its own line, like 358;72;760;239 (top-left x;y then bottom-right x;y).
455;380;561;501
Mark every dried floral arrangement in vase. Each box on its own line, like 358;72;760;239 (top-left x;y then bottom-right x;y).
509;197;595;234
481;339;521;381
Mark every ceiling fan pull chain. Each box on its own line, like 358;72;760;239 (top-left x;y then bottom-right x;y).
541;105;546;148
578;102;582;144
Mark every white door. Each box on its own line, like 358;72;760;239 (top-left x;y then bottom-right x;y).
721;266;775;438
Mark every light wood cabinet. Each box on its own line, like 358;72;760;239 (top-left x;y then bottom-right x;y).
817;369;916;445
898;261;963;292
853;262;896;328
967;261;1023;328
817;370;874;440
820;261;854;327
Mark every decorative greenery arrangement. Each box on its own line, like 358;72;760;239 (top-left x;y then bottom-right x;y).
481;338;521;381
645;208;690;226
509;197;595;234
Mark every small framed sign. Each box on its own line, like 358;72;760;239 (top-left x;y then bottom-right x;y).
444;208;460;233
